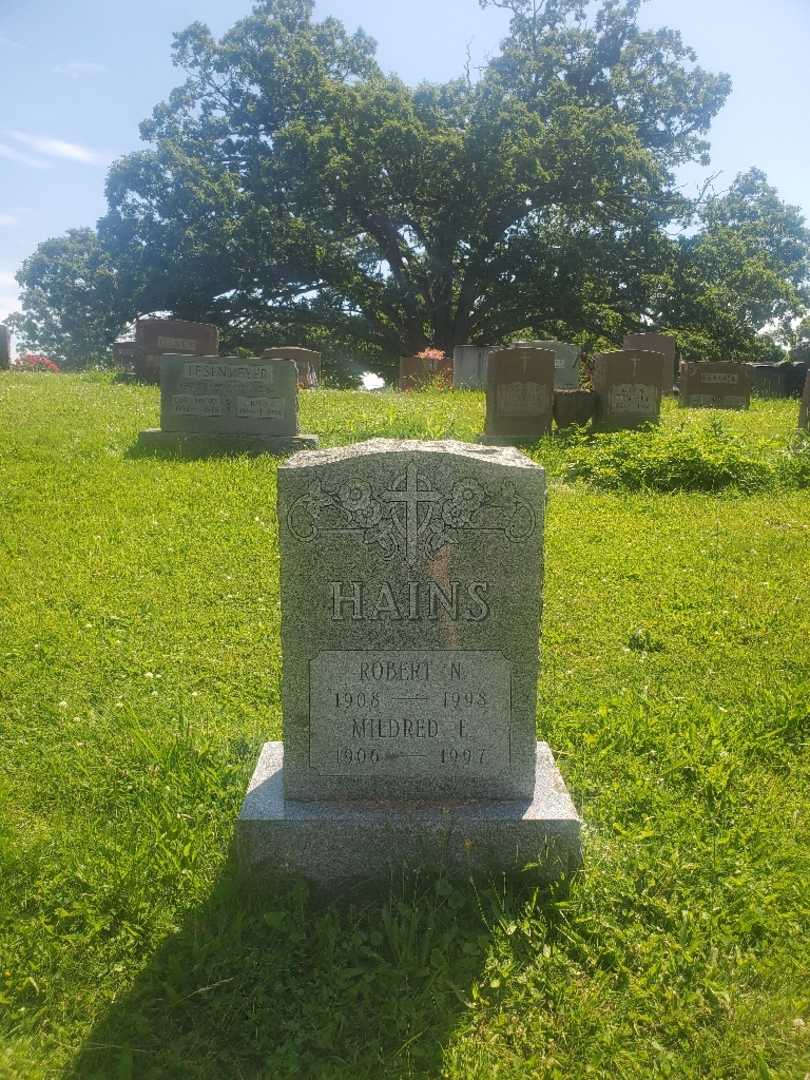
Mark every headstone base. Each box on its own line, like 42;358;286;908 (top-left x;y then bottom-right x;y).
238;742;582;884
137;429;319;455
476;433;546;446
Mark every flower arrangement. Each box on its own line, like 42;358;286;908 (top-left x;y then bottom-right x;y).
15;353;61;373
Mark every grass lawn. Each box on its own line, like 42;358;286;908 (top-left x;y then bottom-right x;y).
0;373;808;1079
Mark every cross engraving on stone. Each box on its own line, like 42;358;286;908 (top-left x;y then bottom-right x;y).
381;461;443;567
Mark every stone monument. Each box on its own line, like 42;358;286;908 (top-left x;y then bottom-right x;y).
623;332;677;394
453;346;491;390
0;325;10;370
399;353;453;391
261;346;321;388
137;355;318;454
480;347;555;443
679;362;751;410
238;439;581;883
592;350;662;427
530;341;580;389
134;318;219;382
747;363;790;398
799;371;810;431
553;389;595;429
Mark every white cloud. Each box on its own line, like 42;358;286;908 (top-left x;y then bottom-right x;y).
53;60;109;78
0;214;18;227
0;142;50;169
6;130;104;165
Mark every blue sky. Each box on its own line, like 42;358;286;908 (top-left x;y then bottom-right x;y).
1;0;809;328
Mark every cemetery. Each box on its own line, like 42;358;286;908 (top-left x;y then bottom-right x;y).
1;0;809;1077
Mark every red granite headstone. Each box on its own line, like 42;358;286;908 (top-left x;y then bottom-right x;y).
553;389;595;428
134;319;219;382
592;350;663;427
678;362;751;410
483;347;555;441
261;346;321;388
623;332;677;395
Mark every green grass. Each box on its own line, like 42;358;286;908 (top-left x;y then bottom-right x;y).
0;373;808;1079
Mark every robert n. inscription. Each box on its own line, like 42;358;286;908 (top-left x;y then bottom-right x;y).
308;650;511;778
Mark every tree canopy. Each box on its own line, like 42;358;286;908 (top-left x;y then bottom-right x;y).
9;0;809;377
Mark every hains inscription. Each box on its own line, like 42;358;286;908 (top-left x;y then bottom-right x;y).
330;579;490;621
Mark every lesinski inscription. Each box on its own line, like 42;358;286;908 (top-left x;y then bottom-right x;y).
286;460;535;568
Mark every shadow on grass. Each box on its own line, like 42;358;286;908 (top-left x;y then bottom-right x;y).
67;852;570;1080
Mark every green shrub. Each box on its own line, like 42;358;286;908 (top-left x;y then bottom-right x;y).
564;419;775;492
778;432;810;488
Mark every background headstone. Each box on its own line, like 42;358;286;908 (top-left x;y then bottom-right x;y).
134;318;219;382
238;439;581;881
785;361;809;398
0;325;10;370
747;363;790;398
679;362;751;410
482;347;555;442
799;371;810;431
138;355;318;453
592;350;662;427
530;341;581;389
453;345;491;389
623;332;677;394
261;346;321;388
399;354;453;391
553;388;595;428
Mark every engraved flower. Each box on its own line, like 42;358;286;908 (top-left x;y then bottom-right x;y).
339;480;381;527
442;479;484;527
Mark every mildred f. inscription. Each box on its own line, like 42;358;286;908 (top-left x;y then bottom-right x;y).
278;440;545;801
309;650;511;777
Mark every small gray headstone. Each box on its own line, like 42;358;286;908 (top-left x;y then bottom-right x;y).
138;355;318;454
530;341;580;389
238;439;581;882
453;346;491;389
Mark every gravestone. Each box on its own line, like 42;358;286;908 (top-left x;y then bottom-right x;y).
553;389;595;428
0;325;10;370
679;362;751;410
137;355;318;454
592;350;662;427
399;354;453;391
623;332;677;394
261;346;321;389
453;345;491;389
799;371;810;431
785;362;809;398
531;341;580;389
747;363;790;398
134;318;219;382
238;439;581;883
481;347;555;443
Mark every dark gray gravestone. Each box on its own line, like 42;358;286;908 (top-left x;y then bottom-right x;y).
0;325;10;370
137;355;318;454
481;347;555;443
238;439;581;883
799;372;810;431
678;362;751;410
592;350;662;427
748;363;790;398
553;389;595;428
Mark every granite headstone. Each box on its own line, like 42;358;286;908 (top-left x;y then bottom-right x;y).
238;439;581;882
261;346;321;389
679;362;751;410
134;318;219;382
530;341;581;389
748;363;790;398
592;350;663;427
399;354;453;391
481;347;555;443
553;389;595;428
623;333;677;394
453;346;491;390
799;371;810;431
137;355;318;454
0;325;10;370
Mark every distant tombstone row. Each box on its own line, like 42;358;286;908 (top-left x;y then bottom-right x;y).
0;325;10;370
747;362;809;399
679;362;751;410
137;355;318;454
